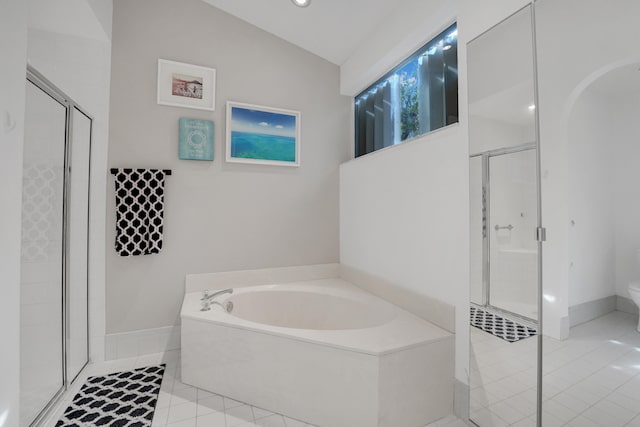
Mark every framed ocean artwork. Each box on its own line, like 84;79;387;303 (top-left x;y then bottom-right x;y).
225;101;300;167
179;118;214;161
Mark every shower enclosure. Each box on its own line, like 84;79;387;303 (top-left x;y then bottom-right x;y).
470;146;538;321
467;5;542;426
20;68;92;426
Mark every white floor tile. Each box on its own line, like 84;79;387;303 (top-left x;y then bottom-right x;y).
252;406;276;420
627;414;640;427
565;415;606;427
166;418;197;427
548;391;590;414
226;404;256;426
470;407;509;427
197;394;225;416
171;386;197;406
283;416;310;427
224;396;247;410
152;406;169;426
582;399;636;427
254;414;287;427
510;417;537;427
167;402;198;424
196;388;217;401
487;400;528;424
157;391;174;410
541;398;579;423
428;414;459;426
196;411;227;427
604;391;640;412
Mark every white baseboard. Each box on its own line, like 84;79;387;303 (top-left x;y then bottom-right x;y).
569;295;616;328
105;325;180;360
617;295;639;315
453;379;470;422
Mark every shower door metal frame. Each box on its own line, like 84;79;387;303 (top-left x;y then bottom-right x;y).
25;67;92;427
467;4;544;426
470;142;537;326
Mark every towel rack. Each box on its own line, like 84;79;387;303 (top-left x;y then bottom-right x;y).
495;224;514;231
110;168;172;175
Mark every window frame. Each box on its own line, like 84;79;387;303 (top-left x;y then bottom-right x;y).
354;22;459;158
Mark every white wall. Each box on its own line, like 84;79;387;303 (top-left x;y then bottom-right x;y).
107;0;350;334
487;149;538;319
0;1;28;424
339;0;533;388
567;88;615;307
613;91;640;298
340;0;457;97
535;0;640;337
339;0;469;388
340;126;468;382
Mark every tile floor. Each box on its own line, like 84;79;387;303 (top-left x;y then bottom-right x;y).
40;350;316;427
470;310;640;426
40;349;463;427
39;310;640;427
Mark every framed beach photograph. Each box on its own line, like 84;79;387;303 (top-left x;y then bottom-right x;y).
226;101;300;167
157;59;216;111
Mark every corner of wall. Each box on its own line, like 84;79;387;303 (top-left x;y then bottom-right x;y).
339;264;455;334
0;1;28;425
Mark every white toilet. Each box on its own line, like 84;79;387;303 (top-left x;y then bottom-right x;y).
629;281;640;332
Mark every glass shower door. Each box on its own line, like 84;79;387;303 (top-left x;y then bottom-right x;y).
470;155;485;307
20;79;66;426
488;148;538;321
67;107;91;383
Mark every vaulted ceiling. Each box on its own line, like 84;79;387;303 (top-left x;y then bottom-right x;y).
201;0;411;65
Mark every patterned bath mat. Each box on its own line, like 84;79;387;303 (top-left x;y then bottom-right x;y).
470;306;537;343
56;364;165;427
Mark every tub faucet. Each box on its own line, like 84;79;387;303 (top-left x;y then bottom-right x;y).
201;288;234;312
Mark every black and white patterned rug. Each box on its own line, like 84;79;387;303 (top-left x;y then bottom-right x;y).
470;307;537;343
56;364;165;427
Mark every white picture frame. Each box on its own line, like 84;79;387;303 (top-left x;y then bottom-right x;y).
157;59;216;111
226;101;301;167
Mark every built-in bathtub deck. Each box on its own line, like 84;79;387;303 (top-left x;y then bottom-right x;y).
181;264;455;427
181;279;452;356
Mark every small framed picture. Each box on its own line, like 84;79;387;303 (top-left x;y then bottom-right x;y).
179;118;214;161
226;101;300;167
157;59;216;111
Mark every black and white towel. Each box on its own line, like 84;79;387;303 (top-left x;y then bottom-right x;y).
113;169;167;256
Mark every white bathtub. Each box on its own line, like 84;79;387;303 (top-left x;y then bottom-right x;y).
180;277;454;427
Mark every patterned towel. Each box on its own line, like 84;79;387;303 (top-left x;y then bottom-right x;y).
113;169;168;256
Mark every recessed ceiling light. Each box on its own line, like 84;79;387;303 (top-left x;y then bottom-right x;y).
528;104;536;111
291;0;311;7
